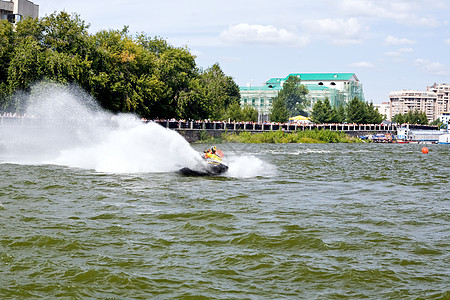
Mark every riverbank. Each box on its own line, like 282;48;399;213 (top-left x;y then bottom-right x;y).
221;129;362;143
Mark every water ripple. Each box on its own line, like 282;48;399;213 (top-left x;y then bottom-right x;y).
0;144;449;298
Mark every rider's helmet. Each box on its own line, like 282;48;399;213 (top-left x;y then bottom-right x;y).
211;146;217;153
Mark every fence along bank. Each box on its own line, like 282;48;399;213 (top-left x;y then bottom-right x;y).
4;116;443;143
152;120;399;142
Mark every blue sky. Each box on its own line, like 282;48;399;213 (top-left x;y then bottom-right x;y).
37;0;450;103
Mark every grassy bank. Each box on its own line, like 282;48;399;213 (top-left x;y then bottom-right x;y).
222;129;362;143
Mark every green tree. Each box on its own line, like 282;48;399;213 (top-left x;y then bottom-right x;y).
270;96;289;123
311;99;327;123
405;110;428;124
223;103;258;122
275;75;308;117
241;105;258;122
346;97;366;124
198;63;240;120
430;118;442;127
223;101;242;121
0;20;14;104
39;12;93;86
176;77;209;120
364;102;384;124
392;113;405;124
311;99;323;123
392;111;428;125
175;63;240;120
333;104;346;123
3;12;95;111
311;98;344;123
418;111;428;124
7;37;42;91
156;46;197;117
0;12;244;121
0;20;14;83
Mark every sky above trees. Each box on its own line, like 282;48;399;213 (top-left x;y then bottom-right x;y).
37;0;450;103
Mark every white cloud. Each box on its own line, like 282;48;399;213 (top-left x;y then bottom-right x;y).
414;58;450;76
340;0;440;27
398;47;414;53
384;47;414;60
445;38;450;45
340;0;386;18
384;35;416;46
350;61;374;68
301;18;367;45
219;23;309;47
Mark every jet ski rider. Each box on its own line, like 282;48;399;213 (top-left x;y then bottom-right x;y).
203;146;218;159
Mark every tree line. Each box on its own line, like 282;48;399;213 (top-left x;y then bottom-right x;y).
391;110;428;125
0;13;433;125
0;12;253;121
310;97;384;124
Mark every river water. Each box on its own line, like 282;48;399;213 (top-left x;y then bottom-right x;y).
1;142;449;299
0;85;449;299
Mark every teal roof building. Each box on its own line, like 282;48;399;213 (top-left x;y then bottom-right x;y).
240;73;365;117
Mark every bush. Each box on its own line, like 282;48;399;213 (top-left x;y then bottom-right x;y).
222;129;359;143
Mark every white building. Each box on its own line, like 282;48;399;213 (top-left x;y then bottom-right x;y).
240;73;365;117
0;0;38;23
389;83;450;122
438;111;450;124
374;102;390;120
427;83;450;118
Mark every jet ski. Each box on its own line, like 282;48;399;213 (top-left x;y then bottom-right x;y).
179;146;229;176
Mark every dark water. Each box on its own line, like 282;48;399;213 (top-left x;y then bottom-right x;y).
1;143;449;299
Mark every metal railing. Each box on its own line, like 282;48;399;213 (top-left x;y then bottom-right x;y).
151;120;399;133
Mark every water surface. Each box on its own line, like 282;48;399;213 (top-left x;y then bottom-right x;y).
1;143;449;299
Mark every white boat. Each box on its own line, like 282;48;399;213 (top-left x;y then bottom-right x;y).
438;121;449;144
439;133;450;144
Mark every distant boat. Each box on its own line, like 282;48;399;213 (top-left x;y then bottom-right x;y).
438;121;449;145
396;124;442;144
438;133;450;144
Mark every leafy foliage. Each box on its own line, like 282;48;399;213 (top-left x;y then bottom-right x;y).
392;110;428;125
269;97;289;123
0;13;240;120
223;102;258;122
270;75;308;120
346;97;367;124
311;97;383;124
347;97;384;124
430;118;444;128
223;129;360;143
311;98;337;123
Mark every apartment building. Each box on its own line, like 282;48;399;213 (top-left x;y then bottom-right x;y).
427;83;450;118
389;83;450;122
0;0;38;23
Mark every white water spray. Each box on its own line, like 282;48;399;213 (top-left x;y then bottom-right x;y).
0;83;201;173
0;82;275;177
